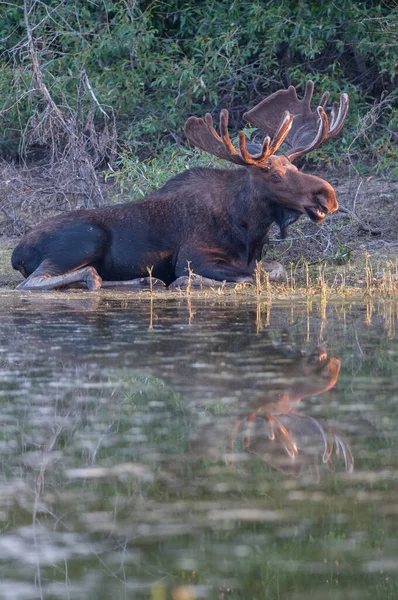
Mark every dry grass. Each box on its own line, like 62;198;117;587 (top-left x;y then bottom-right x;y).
0;238;19;287
1;234;398;299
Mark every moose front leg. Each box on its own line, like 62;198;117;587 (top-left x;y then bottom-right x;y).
175;254;254;284
16;260;102;291
169;275;234;290
197;263;254;283
100;277;166;290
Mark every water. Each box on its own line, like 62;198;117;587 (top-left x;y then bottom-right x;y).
0;291;396;600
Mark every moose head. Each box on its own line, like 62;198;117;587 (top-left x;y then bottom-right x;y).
184;80;348;236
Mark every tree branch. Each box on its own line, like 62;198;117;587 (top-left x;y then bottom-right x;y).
23;0;71;134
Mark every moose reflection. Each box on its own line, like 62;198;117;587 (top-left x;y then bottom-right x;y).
5;294;354;482
190;344;353;482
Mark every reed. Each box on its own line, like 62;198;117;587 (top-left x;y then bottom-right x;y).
136;257;398;301
186;261;194;296
254;261;263;296
365;253;373;296
146;265;154;296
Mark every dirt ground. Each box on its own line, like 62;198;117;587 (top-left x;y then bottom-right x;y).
0;161;397;289
265;170;398;264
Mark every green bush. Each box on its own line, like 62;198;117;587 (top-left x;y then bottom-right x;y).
0;0;396;171
107;145;223;200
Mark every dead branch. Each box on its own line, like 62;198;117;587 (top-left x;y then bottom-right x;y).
0;0;118;214
338;206;383;235
347;92;397;172
24;0;71;135
121;0;138;68
81;69;110;119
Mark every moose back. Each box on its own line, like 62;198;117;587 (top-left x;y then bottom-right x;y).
12;81;348;291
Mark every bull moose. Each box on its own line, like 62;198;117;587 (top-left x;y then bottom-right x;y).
12;81;348;291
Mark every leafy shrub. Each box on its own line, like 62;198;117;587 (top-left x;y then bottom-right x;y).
0;0;396;172
107;145;222;200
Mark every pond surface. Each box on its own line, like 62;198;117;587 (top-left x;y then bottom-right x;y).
0;292;397;600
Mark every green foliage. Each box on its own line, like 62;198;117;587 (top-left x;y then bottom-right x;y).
107;144;220;199
333;244;353;266
0;0;397;170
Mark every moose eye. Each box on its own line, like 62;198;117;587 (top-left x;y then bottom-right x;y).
271;172;282;182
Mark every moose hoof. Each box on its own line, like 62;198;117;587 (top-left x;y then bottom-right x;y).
236;276;254;285
138;277;166;288
15;279;28;290
169;275;221;289
260;260;287;282
84;267;103;291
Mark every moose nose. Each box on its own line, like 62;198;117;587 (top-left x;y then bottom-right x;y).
315;185;338;216
322;182;339;213
328;192;339;214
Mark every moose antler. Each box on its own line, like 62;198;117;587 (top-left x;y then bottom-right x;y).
243;80;349;162
184;108;293;166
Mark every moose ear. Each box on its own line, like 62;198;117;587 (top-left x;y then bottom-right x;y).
273;205;301;238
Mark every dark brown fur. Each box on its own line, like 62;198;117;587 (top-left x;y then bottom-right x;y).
12;158;338;290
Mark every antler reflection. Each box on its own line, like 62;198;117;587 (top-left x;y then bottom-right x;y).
191;346;354;481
